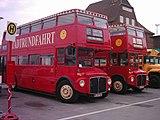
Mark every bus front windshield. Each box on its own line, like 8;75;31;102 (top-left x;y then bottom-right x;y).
78;47;94;67
77;13;107;28
129;53;138;67
109;26;126;36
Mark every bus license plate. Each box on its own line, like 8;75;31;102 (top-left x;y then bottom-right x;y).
94;93;102;97
139;86;144;89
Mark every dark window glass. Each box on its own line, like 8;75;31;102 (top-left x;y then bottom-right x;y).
31;21;42;32
0;56;7;72
110;53;117;66
118;53;128;66
41;54;54;65
58;14;75;26
57;48;65;63
21;25;30;35
11;56;18;65
78;47;94;67
86;28;103;42
29;55;40;65
19;56;28;65
43;17;56;29
94;58;106;66
129;53;138;67
65;46;76;66
109;26;126;36
94;17;107;28
128;28;136;36
77;13;93;25
136;30;144;38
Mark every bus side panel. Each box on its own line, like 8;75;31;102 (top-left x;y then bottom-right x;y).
16;66;34;89
34;66;55;93
109;66;129;81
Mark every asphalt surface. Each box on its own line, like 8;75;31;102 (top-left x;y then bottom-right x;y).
0;86;160;120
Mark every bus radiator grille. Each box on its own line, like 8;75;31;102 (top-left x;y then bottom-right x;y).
90;77;106;93
137;75;146;86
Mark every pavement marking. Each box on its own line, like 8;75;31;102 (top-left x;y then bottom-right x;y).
58;97;160;120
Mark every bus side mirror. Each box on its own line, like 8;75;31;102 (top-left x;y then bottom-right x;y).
6;61;15;86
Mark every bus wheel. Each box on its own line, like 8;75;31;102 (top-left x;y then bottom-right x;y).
149;75;160;88
132;87;144;92
112;77;127;94
100;92;109;99
57;80;79;103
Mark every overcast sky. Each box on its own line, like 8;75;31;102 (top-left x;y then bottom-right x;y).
0;0;160;41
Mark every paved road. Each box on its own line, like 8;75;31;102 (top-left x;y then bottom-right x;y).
0;87;160;120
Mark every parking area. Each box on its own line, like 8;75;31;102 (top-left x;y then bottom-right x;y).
0;87;160;120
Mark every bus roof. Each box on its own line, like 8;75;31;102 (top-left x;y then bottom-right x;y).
109;24;144;31
18;9;108;28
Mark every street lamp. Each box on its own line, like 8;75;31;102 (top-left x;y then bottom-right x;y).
155;24;160;35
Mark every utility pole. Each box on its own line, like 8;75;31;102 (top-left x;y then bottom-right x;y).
155;24;160;35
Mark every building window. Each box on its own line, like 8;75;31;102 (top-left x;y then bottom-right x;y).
120;16;124;23
126;17;129;25
122;6;133;13
131;19;135;26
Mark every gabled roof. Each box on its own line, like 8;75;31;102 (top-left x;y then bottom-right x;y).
86;0;154;35
137;22;154;35
86;0;133;22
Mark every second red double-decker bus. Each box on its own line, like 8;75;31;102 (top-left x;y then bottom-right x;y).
0;9;112;102
95;24;148;94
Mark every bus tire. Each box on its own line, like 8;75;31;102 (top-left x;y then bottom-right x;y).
149;75;160;88
132;87;144;92
111;76;127;94
100;92;109;99
57;80;79;103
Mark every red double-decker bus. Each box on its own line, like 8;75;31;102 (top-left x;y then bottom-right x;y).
95;24;148;94
0;9;112;102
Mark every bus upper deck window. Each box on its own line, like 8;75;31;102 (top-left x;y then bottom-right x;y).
43;17;56;29
127;28;136;36
136;30;144;38
94;17;107;28
21;25;30;35
109;26;126;36
77;13;93;25
31;21;42;32
58;13;75;26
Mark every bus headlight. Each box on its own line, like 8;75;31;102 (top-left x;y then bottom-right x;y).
79;80;85;87
131;77;134;82
108;78;112;85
